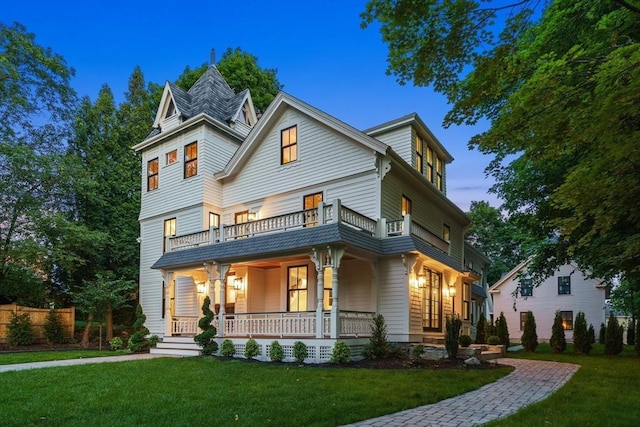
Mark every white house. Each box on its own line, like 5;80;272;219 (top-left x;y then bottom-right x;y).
489;261;608;342
134;63;487;361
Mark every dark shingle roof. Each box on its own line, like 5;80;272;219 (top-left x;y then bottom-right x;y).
168;82;192;117
185;66;238;124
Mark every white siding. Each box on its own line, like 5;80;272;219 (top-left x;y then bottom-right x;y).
371;126;412;165
377;257;410;341
491;264;606;342
175;276;199;316
339;259;374;312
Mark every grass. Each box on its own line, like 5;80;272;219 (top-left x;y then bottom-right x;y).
0;350;117;365
486;343;640;426
0;357;510;426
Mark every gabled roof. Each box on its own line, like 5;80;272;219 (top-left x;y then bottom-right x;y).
215;91;390;180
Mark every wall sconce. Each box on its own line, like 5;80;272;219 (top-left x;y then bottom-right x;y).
196;281;206;294
417;274;427;288
448;285;456;298
233;276;245;291
248;211;257;221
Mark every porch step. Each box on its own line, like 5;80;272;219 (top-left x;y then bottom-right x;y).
150;347;201;357
479;350;503;361
151;336;202;357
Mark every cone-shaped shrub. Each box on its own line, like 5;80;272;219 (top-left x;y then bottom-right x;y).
475;313;487;344
194;296;218;355
496;312;510;346
604;313;623;355
362;313;391;359
635;319;640;357
445;315;462;360
44;309;66;344
521;312;538;352
598;322;606;344
550;311;566;354
573;311;591;354
588;324;596;345
128;304;150;352
627;318;635;346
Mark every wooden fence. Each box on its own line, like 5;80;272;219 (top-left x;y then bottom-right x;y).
0;304;75;344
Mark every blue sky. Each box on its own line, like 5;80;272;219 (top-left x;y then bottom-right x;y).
5;0;499;211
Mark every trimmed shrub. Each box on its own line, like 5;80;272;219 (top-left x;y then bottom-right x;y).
293;341;308;363
8;313;34;346
411;344;425;360
221;339;235;357
362;313;391;359
44;309;66;344
109;337;123;350
194;296;218;356
588;324;596;345
573;311;591;354
475;313;487;344
269;340;284;362
550;311;566;354
627;318;635;346
521;312;538;352
244;338;261;358
604;313;623;356
459;334;472;347
330;341;352;364
496;312;510;346
598;322;606;344
445;315;462;360
635;319;640;357
128;304;150;352
148;335;159;348
487;335;501;345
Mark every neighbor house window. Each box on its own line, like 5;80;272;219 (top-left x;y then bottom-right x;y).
401;195;412;216
287;265;308;312
166;149;177;165
281;125;298;164
462;282;470;320
436;157;443;190
415;136;424;174
209;212;220;228
520;279;533;297
560;311;573;330
520;311;532;331
163;218;176;252
422;268;442;331
558;276;571;295
303;192;323;226
184;142;197;178
443;224;451;242
147;158;158;191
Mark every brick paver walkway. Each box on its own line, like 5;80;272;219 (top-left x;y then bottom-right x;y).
344;358;579;427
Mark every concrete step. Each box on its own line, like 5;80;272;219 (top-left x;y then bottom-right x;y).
479;350;503;361
156;341;201;350
150;347;201;357
160;336;197;344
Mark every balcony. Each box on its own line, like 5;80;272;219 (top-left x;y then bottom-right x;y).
165;200;450;255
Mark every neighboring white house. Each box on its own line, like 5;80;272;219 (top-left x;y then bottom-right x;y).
134;63;487;360
489;261;608;342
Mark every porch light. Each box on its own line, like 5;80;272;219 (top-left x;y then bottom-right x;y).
233;276;245;291
417;274;427;288
448;285;457;297
248;211;257;221
196;281;206;294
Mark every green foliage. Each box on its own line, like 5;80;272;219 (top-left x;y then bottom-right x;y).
268;341;285;362
7;312;33;346
148;335;159;348
573;312;592;354
588;324;596;345
487;335;501;345
411;344;425;360
550;312;567;354
599;322;606;345
127;304;149;352
109;336;123;350
445;315;462;360
330;341;352;364
293;341;308;363
459;335;472;348
636;319;640;357
362;313;391;359
221;339;235;357
43;309;66;344
475;313;486;344
521;312;538;352
244;338;261;359
496;312;510;346
193;296;218;355
627;319;635;346
604;313;624;356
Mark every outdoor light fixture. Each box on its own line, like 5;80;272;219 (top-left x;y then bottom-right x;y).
233;276;245;291
196;281;206;294
417;274;427;288
247;211;257;221
448;285;457;298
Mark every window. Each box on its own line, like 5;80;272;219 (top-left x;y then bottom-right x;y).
401;195;412;216
281;125;298;164
436;157;443;190
560;311;573;330
209;212;220;228
163;218;176;252
166;149;177;165
323;268;333;310
147;158;158;191
415;136;424;174
422;268;442;331
184;142;197;178
287;265;308;312
520;279;533;297
443;224;451;242
165;99;176;118
426;147;434;182
558;276;571;295
462;282;470;320
235;211;249;224
303;192;323;226
520;311;531;331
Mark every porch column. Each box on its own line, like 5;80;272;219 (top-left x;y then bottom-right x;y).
161;271;174;337
203;262;218;318
216;263;230;337
329;246;345;339
311;248;324;338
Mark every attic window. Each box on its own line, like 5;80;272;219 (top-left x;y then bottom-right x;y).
165;99;176;118
241;103;254;126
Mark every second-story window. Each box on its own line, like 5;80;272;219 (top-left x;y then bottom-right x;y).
558;276;571;295
166;149;177;165
415;136;424;174
147;158;158;191
426;147;434;182
163;218;176;252
281;125;298;164
401;195;412;216
436;157;443;191
520;279;533;297
443;224;450;242
184;142;197;178
303;192;323;227
209;212;220;228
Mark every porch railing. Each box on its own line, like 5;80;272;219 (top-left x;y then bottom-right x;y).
170;316;199;335
386;218;450;254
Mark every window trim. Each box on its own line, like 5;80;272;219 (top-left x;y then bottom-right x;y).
560;310;574;330
184;141;198;178
287;265;308;312
415;135;424;174
166;149;178;165
147;157;159;191
281;125;298;165
436;157;443;190
421;268;442;332
209;212;220;228
520;278;533;297
558;276;571;295
163;218;176;252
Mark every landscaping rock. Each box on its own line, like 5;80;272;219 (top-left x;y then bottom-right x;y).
464;356;481;366
507;345;524;352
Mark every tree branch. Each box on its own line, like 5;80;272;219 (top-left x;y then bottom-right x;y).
613;0;640;15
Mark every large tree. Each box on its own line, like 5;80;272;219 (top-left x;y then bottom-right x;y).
0;22;77;304
363;1;640;283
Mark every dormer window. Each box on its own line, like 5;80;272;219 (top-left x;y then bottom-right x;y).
165;99;176;118
416;136;424;174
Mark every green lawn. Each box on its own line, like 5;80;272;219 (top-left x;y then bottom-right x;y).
0;350;116;365
486;343;640;426
0;356;510;426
